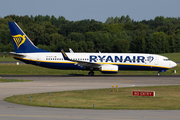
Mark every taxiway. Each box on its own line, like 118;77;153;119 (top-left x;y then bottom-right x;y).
0;75;180;120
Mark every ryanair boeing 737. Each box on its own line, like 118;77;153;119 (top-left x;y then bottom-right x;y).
8;22;177;76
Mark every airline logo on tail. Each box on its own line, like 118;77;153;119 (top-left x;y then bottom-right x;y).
12;34;26;49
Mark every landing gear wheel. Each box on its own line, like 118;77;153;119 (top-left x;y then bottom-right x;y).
88;71;94;76
157;72;160;76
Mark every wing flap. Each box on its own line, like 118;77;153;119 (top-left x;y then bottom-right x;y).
74;60;100;68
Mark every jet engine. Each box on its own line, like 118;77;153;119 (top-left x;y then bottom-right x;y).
100;65;118;74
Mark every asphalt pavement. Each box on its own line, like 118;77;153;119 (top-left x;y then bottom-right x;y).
0;75;180;120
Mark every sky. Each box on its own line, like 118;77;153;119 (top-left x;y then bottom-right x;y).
0;0;180;22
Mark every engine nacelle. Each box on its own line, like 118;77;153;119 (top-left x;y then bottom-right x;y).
100;65;118;74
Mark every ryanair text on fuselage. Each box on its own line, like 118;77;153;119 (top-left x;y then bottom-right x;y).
89;55;154;63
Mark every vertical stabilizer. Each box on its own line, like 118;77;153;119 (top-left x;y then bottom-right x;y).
8;22;49;53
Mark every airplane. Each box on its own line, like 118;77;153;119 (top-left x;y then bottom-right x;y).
8;22;177;76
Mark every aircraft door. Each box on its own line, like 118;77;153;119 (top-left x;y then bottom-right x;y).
155;56;158;65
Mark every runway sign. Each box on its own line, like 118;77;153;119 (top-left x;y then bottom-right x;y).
132;90;155;97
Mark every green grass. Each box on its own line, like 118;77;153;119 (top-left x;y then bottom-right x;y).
0;64;91;75
4;85;180;110
0;56;18;61
0;79;32;82
0;64;179;75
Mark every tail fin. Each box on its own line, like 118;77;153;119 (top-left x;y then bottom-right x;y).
8;22;49;53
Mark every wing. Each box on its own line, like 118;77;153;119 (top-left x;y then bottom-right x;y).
60;49;101;69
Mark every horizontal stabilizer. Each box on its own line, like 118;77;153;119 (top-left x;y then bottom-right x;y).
9;52;26;57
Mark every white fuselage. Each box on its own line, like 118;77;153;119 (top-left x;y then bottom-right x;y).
14;52;177;71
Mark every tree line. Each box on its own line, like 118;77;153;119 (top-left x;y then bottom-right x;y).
0;15;180;54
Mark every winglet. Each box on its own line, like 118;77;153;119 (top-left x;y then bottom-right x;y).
69;48;74;53
60;48;70;60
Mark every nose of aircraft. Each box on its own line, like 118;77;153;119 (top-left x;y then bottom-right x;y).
170;61;177;68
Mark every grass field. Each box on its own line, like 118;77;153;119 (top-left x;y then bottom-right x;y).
0;64;179;75
0;56;17;61
0;79;32;82
4;85;180;110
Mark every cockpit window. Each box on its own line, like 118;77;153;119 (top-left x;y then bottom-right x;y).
163;59;170;61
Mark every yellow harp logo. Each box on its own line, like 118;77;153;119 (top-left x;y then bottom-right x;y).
12;34;26;49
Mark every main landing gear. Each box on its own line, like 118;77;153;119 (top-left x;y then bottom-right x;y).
88;70;94;76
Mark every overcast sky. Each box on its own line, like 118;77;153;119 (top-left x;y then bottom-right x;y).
1;0;180;22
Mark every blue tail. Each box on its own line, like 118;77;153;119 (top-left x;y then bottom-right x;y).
8;22;49;53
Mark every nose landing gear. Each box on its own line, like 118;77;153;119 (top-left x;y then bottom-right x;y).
157;70;166;76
